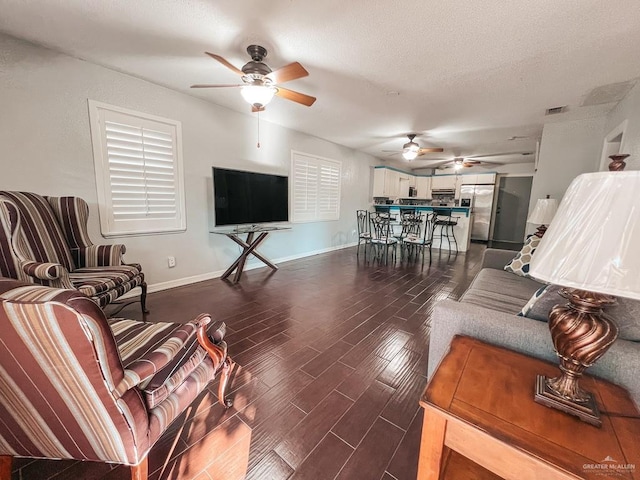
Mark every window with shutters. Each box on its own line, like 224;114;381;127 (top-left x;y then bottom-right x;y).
88;100;186;236
291;151;341;223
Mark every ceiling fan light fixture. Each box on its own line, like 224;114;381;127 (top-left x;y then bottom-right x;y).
403;150;418;161
241;84;276;108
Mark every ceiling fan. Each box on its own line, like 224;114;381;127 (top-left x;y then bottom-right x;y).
419;151;534;170
383;134;444;161
191;45;316;112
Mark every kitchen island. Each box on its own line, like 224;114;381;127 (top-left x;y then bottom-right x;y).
375;205;473;253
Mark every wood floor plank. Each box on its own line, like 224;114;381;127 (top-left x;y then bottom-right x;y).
380;370;428;431
386;409;424;480
244;450;293;480
332;380;396;448
246;403;307;471
334;417;405;480
300;340;353;378
275;391;354;469
291;362;355;413
289;433;354;480
336;352;390;401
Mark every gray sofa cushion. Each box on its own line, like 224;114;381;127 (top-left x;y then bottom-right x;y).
464;268;544;302
461;289;532;314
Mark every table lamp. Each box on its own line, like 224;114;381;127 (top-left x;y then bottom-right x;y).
528;170;640;426
527;196;558;237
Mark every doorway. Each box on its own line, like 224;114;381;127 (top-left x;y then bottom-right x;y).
490;176;533;249
599;120;627;171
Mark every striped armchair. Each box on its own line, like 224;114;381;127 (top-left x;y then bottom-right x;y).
0;191;147;313
0;278;233;480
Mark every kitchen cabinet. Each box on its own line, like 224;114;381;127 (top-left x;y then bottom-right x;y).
397;172;413;197
461;173;496;185
431;175;456;190
373;168;386;197
385;169;400;197
415;176;431;198
373;167;416;198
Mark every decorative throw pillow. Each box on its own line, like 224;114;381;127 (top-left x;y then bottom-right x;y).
518;285;562;321
504;235;541;277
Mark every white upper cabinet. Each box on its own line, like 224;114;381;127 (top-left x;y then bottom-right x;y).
431;175;456;190
415;176;431;198
373;167;418;197
461;173;496;185
373;168;387;197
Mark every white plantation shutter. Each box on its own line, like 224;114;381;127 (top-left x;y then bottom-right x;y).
291;151;341;223
89;101;186;236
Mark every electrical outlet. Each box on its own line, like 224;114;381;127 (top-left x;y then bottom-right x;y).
167;256;176;268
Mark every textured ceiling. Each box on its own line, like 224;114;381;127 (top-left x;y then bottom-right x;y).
1;0;639;169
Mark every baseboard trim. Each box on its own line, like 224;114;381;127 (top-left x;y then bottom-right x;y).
119;241;357;298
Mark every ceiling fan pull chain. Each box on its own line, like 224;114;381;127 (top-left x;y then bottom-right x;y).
257;110;261;148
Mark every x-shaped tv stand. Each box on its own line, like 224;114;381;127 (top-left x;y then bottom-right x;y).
213;225;290;283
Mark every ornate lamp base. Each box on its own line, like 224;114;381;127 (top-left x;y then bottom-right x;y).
535;288;618;428
535;375;601;426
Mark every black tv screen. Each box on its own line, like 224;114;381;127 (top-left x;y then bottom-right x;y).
213;167;289;226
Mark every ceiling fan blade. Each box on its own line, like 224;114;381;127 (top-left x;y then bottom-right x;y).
417;148;445;155
275;87;316;106
265;62;309;84
190;84;244;88
204;52;244;76
467;151;532;159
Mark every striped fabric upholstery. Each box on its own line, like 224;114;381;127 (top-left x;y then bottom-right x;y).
0;279;225;467
109;318;210;409
0;192;145;309
47;196;127;268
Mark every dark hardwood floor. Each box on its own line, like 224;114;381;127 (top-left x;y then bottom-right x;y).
11;243;485;480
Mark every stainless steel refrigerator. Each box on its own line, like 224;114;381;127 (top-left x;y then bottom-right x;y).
460;184;495;241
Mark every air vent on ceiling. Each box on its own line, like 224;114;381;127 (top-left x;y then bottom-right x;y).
545;106;567;115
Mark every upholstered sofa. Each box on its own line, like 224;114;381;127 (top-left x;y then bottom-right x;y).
0;278;233;479
428;248;640;407
0;191;146;312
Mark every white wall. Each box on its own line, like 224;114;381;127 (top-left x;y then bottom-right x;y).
0;34;377;290
603;82;640;171
526;115;606;235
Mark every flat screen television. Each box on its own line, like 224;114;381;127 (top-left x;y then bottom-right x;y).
213;167;289;226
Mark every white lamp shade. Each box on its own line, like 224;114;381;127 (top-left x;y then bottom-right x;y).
527;198;559;225
529;171;640;300
403;150;418;161
240;85;276;107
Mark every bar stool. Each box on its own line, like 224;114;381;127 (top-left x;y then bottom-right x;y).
431;208;458;254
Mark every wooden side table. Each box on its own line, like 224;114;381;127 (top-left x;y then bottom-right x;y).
418;336;640;479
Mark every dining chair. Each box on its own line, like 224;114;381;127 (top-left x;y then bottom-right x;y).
356;210;371;258
403;212;436;267
369;214;398;264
